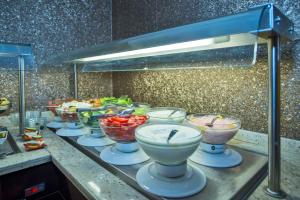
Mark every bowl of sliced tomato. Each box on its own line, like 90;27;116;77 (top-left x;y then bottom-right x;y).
99;115;148;143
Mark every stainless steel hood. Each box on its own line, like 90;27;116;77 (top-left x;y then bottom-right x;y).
42;3;296;71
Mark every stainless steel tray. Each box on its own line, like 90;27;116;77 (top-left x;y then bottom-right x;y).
62;136;267;200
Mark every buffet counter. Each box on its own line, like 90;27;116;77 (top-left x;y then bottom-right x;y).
63;135;268;200
1;123;298;200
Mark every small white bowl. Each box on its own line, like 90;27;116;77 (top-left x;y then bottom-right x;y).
147;107;186;124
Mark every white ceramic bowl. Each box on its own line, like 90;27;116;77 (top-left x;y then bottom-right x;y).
135;123;201;166
147;107;186;124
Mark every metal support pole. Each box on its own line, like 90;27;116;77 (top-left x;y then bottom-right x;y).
74;64;78;99
264;35;286;198
18;56;25;135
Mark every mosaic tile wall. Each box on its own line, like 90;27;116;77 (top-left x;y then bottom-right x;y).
112;0;300;140
0;0;112;111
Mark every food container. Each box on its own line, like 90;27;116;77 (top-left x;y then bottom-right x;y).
78;107;117;137
100;115;148;144
147;107;186;123
135;123;206;198
186;114;241;145
99;114;150;165
136;124;201;168
56;101;92;129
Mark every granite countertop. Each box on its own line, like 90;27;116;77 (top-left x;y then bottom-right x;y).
0;119;299;200
0;127;148;200
228;130;300;200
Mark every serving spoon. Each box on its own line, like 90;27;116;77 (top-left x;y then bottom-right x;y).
167;110;177;118
205;116;219;127
167;129;178;143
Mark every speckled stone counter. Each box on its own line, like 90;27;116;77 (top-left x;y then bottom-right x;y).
0;127;148;200
0;148;50;176
228;130;300;200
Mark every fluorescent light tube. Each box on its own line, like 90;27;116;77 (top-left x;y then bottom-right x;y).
76;38;217;62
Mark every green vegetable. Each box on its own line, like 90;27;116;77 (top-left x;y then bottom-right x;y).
0;131;7;138
100;96;132;106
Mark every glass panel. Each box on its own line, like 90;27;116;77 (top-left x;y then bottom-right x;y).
82;35;258;72
0;56;36;71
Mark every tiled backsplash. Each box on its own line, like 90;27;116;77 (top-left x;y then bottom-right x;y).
0;0;113;111
112;0;300;140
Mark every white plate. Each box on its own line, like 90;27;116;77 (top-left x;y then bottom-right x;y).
136;162;206;198
189;148;242;168
47;121;64;129
56;127;90;137
77;135;115;147
100;145;149;165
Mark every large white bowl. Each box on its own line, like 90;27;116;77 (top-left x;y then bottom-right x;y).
135;123;201;166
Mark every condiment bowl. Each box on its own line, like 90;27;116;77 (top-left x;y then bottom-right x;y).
99;115;148;143
186;114;241;144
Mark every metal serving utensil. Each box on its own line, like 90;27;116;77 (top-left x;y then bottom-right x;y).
167;129;178;143
167;110;177;118
205;115;221;127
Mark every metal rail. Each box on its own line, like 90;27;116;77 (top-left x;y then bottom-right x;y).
74;64;78;99
18;56;25;135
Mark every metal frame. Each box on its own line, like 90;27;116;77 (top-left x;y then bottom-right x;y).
18;56;26;136
73;64;78;99
0;43;33;136
264;35;286;198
